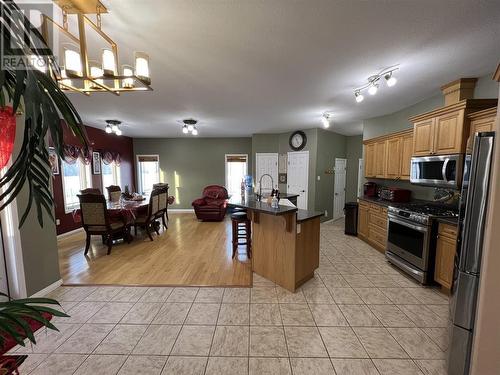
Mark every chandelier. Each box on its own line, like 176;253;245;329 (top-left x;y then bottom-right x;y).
41;0;152;95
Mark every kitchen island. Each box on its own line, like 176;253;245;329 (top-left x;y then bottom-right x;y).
228;194;322;292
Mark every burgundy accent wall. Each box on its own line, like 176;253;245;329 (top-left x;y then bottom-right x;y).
53;125;135;235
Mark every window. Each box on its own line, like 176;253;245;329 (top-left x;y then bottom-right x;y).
102;161;121;191
225;154;248;196
137;155;160;195
62;159;92;213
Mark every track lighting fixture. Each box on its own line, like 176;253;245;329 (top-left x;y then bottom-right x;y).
353;65;399;103
355;91;364;103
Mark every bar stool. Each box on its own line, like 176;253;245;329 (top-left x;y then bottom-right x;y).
231;211;251;259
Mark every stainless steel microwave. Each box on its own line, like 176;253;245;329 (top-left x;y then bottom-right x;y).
410;154;463;189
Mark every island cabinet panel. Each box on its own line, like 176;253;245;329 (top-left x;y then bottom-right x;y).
374;141;387;178
434;110;464;155
400;133;414;180
413;118;435;156
434;223;458;290
365;143;376;178
385;137;401;179
250;210;320;292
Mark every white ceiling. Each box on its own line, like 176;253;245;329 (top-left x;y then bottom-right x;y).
65;0;500;137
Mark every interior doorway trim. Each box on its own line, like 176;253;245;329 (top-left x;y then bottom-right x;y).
333;158;347;221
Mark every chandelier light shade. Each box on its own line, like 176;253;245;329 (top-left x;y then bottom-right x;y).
192;127;199;136
105;125;112;133
60;69;72;88
182;125;189;134
64;46;82;77
135;52;151;84
102;48;117;76
89;61;104;89
122;65;134;88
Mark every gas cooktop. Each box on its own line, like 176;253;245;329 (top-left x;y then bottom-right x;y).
388;203;458;225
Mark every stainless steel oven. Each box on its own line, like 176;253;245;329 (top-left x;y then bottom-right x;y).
386;211;433;284
410;154;463;189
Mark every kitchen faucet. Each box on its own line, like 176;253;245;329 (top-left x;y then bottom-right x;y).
258;173;274;201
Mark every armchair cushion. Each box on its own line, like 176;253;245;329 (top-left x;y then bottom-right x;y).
192;198;207;207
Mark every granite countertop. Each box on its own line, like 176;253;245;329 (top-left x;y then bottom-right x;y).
279;192;299;199
436;217;459;226
228;194;297;216
297;209;323;222
357;196;429;207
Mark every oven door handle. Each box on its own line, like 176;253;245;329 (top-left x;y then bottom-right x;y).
388;214;428;233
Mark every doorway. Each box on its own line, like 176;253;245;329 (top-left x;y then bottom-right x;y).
333;158;347;220
287;151;309;210
255;153;278;192
225;154;248;196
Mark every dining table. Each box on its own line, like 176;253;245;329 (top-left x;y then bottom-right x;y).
72;197;149;225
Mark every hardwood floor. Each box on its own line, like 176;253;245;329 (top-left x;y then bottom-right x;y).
58;213;252;286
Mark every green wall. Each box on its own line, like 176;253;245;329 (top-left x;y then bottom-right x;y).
345;135;363;203
315;129;347;220
13;116;60;296
133;137;252;209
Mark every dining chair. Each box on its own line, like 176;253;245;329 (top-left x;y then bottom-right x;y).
80;188;102;195
106;185;122;202
133;188;164;241
157;185;169;229
77;193;130;255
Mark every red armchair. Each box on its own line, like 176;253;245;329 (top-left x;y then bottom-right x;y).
192;185;229;221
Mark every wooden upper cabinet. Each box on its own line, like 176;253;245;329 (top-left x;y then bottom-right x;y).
433;110;464;155
466;107;497;152
410;99;497;156
400;133;413;180
385;137;401;179
374;141;387;178
365;143;376;178
413;118;435;156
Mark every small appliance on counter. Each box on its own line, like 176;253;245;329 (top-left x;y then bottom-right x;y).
379;187;411;202
363;182;377;197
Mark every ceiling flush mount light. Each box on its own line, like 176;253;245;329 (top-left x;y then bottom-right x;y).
182;119;199;136
353;65;399;103
105;120;122;136
321;112;332;128
43;0;153;95
354;91;364;103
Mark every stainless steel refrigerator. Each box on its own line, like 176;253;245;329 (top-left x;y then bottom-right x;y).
448;132;495;374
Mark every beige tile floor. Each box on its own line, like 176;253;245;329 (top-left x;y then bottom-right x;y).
11;220;450;374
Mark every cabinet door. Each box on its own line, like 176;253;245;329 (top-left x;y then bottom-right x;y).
385;137;401;179
434;234;457;289
400;134;413;180
364;143;376;178
358;204;369;238
434;110;464;155
413;119;435;156
374;141;387;178
467;115;496;152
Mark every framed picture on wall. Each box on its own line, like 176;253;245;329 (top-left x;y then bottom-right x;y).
48;147;59;175
92;152;101;174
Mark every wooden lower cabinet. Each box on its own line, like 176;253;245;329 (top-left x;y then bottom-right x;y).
357;200;387;253
434;223;458;290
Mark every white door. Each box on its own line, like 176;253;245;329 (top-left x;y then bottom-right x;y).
287;151;309;210
255;153;278;192
357;158;364;198
333;158;347;220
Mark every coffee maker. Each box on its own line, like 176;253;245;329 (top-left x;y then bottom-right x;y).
363;182;377;197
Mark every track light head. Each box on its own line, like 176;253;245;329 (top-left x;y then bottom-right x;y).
321;113;331;128
355;91;364;103
368;82;379;95
385;72;397;87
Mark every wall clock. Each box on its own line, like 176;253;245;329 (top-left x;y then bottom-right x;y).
289;131;307;151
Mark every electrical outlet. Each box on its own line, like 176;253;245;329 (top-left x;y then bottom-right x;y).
324;210;328;217
56;219;60;226
317;175;321;181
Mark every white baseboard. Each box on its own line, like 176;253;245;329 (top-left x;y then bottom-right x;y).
169;209;195;213
57;227;83;239
30;279;63;298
